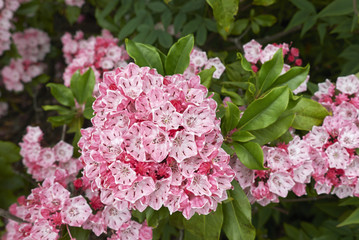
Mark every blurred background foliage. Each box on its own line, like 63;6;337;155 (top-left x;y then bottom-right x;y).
1;0;359;239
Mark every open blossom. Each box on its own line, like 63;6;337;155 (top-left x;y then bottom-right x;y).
79;63;235;219
61;29;129;90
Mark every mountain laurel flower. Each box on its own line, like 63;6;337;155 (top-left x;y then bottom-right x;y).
79;63;235;219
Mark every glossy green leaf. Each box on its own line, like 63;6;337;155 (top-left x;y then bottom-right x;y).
233;141;265;170
125;39;164;75
206;0;240;39
145;207;170;228
59;227;90;240
47;83;75;107
238;86;289;131
271;64;310;91
183;205;223;239
48;114;75;127
165;34;194;75
223;180;255;240
250;113;295;145
290;97;329;130
237;53;254;72
338;208;359;226
222;142;235;155
231;130;256;142
257;48;283;93
198;67;215;89
83;96;95;120
70;69;95;104
221;87;245;106
0;141;21;163
224;102;241;134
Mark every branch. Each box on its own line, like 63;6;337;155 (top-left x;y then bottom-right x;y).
256;25;301;45
0;208;29;224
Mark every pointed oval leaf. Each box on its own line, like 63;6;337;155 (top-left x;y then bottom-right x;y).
46;83;75;107
70;69;95;104
224;102;241;134
272;64;310;91
198;67;215;89
238;86;289;131
125;39;164;75
233;141;265;170
231;130;255;142
338;208;359;227
165;34;194;75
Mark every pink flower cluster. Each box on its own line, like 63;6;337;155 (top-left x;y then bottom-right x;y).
232;74;359;205
0;0;29;56
184;48;225;79
79;63;235;219
65;0;85;7
61;30;129;90
1;28;50;91
19;126;82;184
243;39;308;94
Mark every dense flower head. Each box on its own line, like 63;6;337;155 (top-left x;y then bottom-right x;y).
243;39;308;94
79;63;235;219
1;28;50;91
19;126;82;183
184;48;225;79
61;29;129;89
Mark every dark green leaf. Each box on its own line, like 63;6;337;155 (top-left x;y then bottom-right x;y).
182;18;201;35
271;64;310;91
318;0;357;18
174;12;187;33
148;1;167;12
0;141;21;163
65;6;81;25
59;227;90;240
231;130;256;142
300;15;317;37
196;24;207;46
83;97;95;120
290;0;316;13
125;39;164;75
257;48;284;93
290;97;329;130
70;68;95;104
47;83;75;107
146;207;170;228
253;0;275;6
161;9;172;29
337;208;359;226
183;205;223;239
198;67;215;89
285;10;309;30
238;86;289;131
221;87;245;106
165;34;194;75
232;141;265;169
250;113;295;145
222;142;235;155
231;19;249;35
42;105;73;115
254;14;277;27
118;15;144;40
224;102;241;133
158;31;173;48
48;114;75;127
317;23;327;44
181;0;205;12
114;1;132;24
251;21;260;34
223;180;255;240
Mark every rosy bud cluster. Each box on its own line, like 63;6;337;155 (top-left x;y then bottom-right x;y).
65;0;85;7
0;0;29;56
184;48;225;79
233;74;359;205
79;63;235;219
19;126;82;184
1;28;50;91
243;39;308;94
61;30;129;89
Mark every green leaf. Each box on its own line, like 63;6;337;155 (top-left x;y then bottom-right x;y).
118;15;144;40
158;31;173;48
253;0;275;6
182;18;201;35
285;10;309;30
300;15;317;37
257;48;284;93
317;23;327;44
126;39;164;75
83;96;95;120
251;21;260;34
145;207;170;228
196;24;207;46
290;97;329;130
224;102;241;134
42;105;73;115
250;113;295;145
48;114;75;127
0;141;21;163
254;14;277;27
59;227;90;240
318;0;357;18
231;19;249;35
290;0;316;13
238;86;289;131
221;87;245;106
174;12;187;33
46;83;75;107
165;34;194;75
70;69;95;104
183;205;223;240
95;8;120;32
198;67;215;89
232;141;265;170
223;181;255;240
114;1;132;24
148;1;167;12
206;0;240;39
65;6;81;25
231;130;256;142
338;208;359;227
237;53;254;73
271;64;310;91
222;142;235;155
